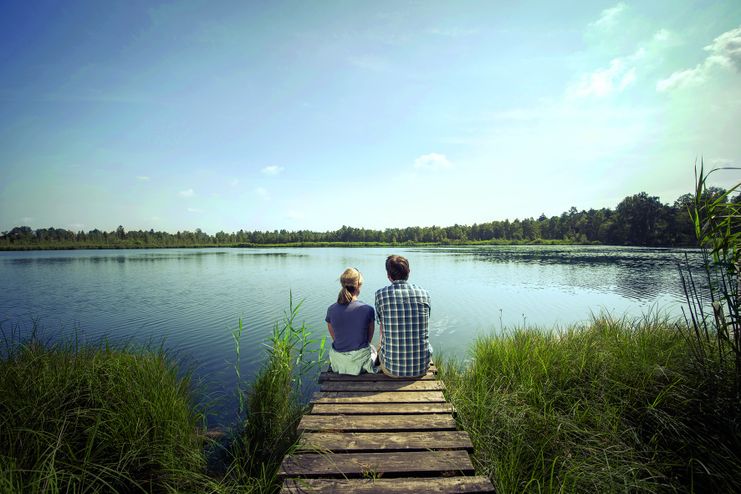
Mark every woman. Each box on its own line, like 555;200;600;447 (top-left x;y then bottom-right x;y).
325;267;376;375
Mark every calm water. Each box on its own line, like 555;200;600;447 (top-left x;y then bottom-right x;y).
0;245;699;424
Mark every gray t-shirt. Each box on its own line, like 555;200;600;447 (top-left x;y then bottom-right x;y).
325;300;375;352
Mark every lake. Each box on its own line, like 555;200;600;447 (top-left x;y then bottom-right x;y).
0;245;699;424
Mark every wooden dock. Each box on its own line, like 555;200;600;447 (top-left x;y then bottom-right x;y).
279;363;494;493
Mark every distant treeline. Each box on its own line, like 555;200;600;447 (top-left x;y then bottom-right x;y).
2;189;739;250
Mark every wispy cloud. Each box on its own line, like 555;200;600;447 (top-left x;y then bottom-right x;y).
255;187;270;200
286;209;305;220
136;175;150;181
261;165;284;176
178;188;195;198
347;55;389;72
589;2;627;31
569;25;679;99
568;58;637;98
229;178;239;187
656;68;703;92
69;223;85;231
187;207;203;213
709;25;741;71
18;216;34;224
414;153;453;170
657;25;741;92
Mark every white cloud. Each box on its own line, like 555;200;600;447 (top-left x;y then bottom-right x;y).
414;153;453;170
568;25;677;99
656;67;703;92
255;187;270;200
657;25;741;92
18;216;33;224
261;165;284;175
187;207;203;213
69;223;85;231
589;3;627;31
708;25;741;71
229;178;239;187
136;176;150;181
178;188;195;198
569;58;638;98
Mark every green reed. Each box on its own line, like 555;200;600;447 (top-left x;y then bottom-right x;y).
679;161;740;405
218;293;327;492
438;313;741;493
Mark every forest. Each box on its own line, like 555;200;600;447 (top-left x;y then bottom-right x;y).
2;188;738;249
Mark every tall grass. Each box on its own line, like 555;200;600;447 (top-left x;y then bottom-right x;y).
0;328;215;493
438;314;741;493
217;295;327;492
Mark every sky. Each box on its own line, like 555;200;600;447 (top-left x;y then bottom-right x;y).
1;0;740;234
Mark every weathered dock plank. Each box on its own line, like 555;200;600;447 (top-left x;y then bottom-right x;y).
309;402;453;415
297;431;473;452
311;391;446;403
279;450;474;478
298;413;457;432
281;476;495;493
280;360;494;493
319;380;445;392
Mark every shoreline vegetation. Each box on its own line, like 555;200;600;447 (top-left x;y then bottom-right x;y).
0;238;596;251
3;187;740;251
2;313;739;493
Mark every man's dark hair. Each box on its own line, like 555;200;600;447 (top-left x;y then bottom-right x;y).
386;255;410;281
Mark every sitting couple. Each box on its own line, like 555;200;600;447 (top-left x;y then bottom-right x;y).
325;254;431;378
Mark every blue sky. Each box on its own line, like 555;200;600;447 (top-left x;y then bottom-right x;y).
1;0;740;233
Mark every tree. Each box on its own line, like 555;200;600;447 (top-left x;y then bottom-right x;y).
614;192;668;246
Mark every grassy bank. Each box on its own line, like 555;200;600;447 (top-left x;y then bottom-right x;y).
438;315;740;493
0;308;321;493
4;311;738;492
0;335;214;492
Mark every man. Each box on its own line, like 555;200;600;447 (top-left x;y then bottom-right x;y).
375;255;431;378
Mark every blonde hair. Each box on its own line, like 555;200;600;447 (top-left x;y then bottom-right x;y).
337;267;363;305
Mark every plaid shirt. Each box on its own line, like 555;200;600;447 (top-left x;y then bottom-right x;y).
375;280;431;377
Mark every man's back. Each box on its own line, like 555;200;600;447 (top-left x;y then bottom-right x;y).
375;280;431;377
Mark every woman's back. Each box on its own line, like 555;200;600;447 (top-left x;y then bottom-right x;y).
325;300;375;352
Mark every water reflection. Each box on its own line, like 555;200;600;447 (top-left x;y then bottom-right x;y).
1;250;235;265
418;246;703;301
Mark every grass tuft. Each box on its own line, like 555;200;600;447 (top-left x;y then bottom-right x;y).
439;313;741;493
0;328;215;493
